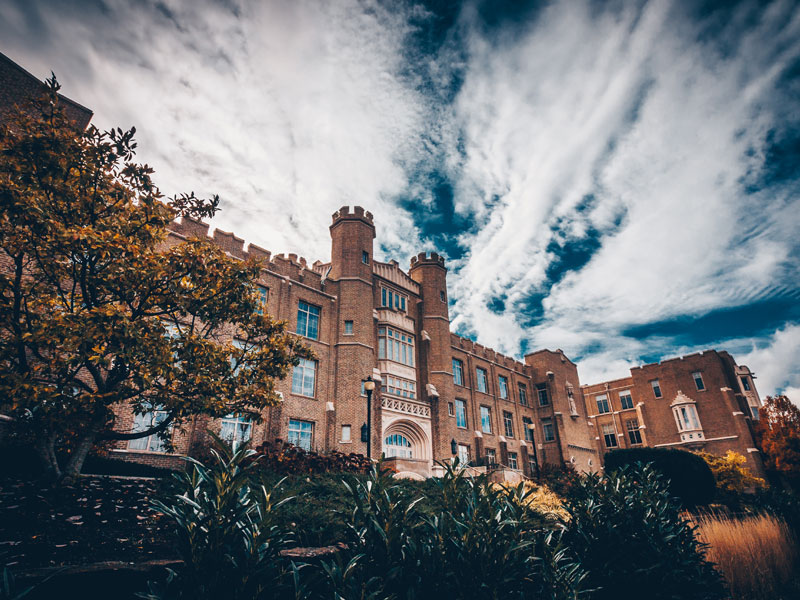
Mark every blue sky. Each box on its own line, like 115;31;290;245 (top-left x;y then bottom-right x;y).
2;0;799;399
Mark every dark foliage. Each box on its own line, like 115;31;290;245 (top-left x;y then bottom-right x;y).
247;440;372;475
539;461;583;499
562;465;726;600
603;447;716;506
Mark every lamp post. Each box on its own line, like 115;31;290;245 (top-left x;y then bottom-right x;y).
361;376;376;459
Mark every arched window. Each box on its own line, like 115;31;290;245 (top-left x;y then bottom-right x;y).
384;433;413;458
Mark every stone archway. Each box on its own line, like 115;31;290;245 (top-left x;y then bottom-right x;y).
382;418;431;461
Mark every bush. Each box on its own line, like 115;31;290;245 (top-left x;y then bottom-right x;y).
248;440;372;475
694;513;799;600
562;464;726;600
604;447;716;506
696;450;766;507
539;461;583;499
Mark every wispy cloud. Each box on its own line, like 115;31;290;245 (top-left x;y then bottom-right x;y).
1;0;798;397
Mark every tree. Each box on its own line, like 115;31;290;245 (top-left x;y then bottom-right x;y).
0;76;312;481
755;395;800;479
695;450;766;502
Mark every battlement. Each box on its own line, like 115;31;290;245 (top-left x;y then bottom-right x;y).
450;333;528;372
331;205;374;225
166;217;325;291
409;251;446;269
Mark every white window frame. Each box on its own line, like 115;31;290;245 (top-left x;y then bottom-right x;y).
476;368;489;394
457;443;470;465
382;375;416;399
595;394;610;414
296;301;320;340
619;391;634;410
377;327;415;366
508;451;518;470
692;371;705;391
626;419;642;445
480;405;492;434
380;287;407;312
542;418;555;442
518;383;528;406
220;413;252;452
537;384;549;406
384;433;413;458
128;408;171;453
602;423;618;448
452;359;464;386
455;399;467;428
288;419;314;450
292;358;317;397
651;379;662;398
498;375;509;399
503;411;514;438
341;424;351;443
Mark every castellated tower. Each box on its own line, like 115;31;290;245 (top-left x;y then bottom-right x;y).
328;206;378;456
409;252;454;463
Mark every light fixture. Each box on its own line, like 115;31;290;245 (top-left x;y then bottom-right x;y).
450;438;457;455
363;376;376;392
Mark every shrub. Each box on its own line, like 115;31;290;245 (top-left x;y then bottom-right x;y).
696;450;766;506
142;438;294;600
248;440;372;475
694;513;798;600
603;447;716;506
562;464;726;600
539;462;583;499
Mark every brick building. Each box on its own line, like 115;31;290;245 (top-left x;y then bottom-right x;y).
1;52;765;479
582;351;765;476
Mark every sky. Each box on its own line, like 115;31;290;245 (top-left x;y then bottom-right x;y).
2;0;799;400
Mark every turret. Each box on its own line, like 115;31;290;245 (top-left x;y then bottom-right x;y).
328;206;375;281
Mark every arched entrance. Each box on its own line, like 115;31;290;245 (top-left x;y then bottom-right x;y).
382;419;430;461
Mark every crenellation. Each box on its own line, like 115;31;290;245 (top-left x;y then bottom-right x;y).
212;228;246;258
169;216;210;239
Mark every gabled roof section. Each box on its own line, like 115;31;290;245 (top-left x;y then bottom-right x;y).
373;259;420;295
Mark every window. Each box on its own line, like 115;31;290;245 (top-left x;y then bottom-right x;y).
518;383;528;406
542;418;555;442
381;375;416;399
448;402;454;416
220;413;252;452
740;376;751;392
498;376;509;399
230;338;247;375
626;419;642;445
751;406;760;420
522;417;534;442
362;250;369;264
384;433;413;458
537;384;549;407
693;371;705;391
595;394;610;414
503;411;514;438
619;391;634;410
480;406;492;434
291;358;316;397
508;452;518;470
255;286;268;314
476;368;489;394
128;408;170;452
296;301;320;339
378;327;414;366
602;423;618;448
440;290;446;302
651;379;662;398
344;320;353;335
457;444;470;465
455;399;467;428
288;419;313;450
529;458;538;475
380;287;407;312
674;404;701;432
341;424;351;443
486;448;496;465
452;359;464;386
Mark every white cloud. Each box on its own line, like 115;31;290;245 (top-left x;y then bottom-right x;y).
736;325;800;403
1;0;431;263
444;0;800;380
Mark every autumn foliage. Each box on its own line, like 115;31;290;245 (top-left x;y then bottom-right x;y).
0;76;311;480
248;440;372;475
755;395;800;481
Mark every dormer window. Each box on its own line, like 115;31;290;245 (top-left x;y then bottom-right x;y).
671;391;704;442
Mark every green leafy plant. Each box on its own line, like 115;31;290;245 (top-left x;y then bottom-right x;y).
561;464;726;600
141;436;294;599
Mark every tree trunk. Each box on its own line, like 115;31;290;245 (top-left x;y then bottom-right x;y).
61;431;97;483
35;432;61;481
